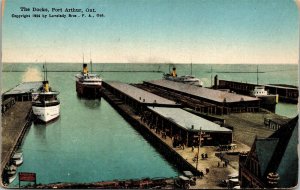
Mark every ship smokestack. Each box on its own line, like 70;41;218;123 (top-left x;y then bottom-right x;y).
83;63;88;74
172;67;177;77
43;81;49;92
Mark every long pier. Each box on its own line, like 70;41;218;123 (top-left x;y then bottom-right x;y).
1;82;39;186
102;81;246;188
1;102;32;186
101;81;292;188
102;82;200;175
215;78;298;104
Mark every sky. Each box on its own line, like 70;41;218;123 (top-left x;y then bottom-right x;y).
2;0;299;64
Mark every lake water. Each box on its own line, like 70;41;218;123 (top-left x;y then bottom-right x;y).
2;63;298;186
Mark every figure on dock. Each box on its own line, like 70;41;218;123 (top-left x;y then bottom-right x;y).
206;168;209;174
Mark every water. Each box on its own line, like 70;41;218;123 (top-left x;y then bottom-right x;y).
14;99;178;185
2;63;298;186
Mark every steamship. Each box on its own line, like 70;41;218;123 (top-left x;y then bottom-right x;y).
32;80;60;123
250;86;278;112
75;63;102;98
163;67;203;87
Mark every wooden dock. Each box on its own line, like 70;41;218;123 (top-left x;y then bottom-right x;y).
101;82;246;188
139;80;261;115
101;81;292;188
216;79;298;104
1;102;32;186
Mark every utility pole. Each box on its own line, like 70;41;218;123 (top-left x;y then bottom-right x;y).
196;127;202;170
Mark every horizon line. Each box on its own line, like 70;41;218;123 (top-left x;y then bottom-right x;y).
2;62;298;65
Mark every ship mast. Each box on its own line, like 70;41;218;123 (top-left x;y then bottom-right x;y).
45;62;47;81
43;61;47;81
43;63;45;81
90;51;93;73
190;61;193;76
210;65;213;87
256;65;259;85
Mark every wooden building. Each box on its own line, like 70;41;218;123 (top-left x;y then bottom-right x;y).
264;117;290;131
239;116;298;188
2;81;43;101
143;107;232;147
143;80;260;115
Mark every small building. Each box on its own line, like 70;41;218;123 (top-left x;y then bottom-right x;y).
264;117;290;131
239;116;298;188
143;107;232;147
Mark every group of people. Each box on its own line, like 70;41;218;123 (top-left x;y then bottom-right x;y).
192;152;208;162
198;168;210;178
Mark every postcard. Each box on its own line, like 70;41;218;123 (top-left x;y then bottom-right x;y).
1;0;299;189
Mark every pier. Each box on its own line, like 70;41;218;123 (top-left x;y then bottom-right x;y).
138;80;260;115
101;80;291;188
102;81;253;188
215;78;298;104
1;82;38;186
1;102;32;185
1;80;293;188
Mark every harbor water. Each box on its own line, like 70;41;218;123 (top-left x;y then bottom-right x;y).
2;63;298;186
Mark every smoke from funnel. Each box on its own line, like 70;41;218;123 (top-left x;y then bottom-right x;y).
22;67;43;82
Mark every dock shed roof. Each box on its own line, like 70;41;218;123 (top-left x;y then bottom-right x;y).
145;80;259;103
4;81;42;95
148;107;232;133
105;81;178;106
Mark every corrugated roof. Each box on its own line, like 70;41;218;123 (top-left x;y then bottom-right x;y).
148;107;232;133
146;79;259;103
106;81;178;106
4;81;43;95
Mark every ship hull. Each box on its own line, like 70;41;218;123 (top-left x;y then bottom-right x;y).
32;104;60;123
254;94;278;112
76;81;102;98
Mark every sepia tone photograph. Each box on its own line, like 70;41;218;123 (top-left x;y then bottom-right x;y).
1;0;299;189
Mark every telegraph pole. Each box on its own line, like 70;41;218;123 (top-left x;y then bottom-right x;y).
196;127;202;170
